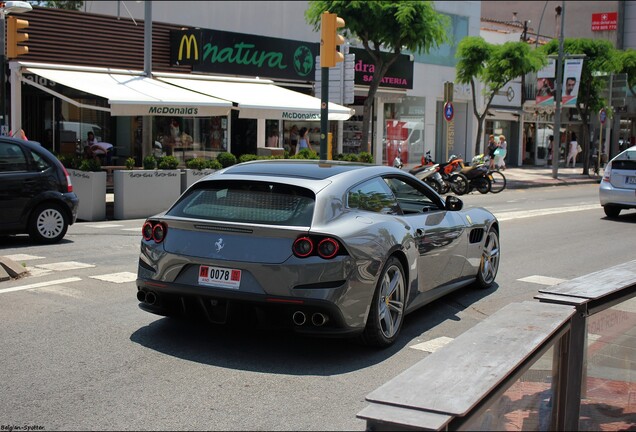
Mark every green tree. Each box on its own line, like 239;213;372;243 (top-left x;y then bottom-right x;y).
456;36;545;155
617;49;636;98
306;0;449;153
541;38;621;174
28;1;83;10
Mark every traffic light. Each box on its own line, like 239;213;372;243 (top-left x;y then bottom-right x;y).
320;11;345;68
7;16;29;59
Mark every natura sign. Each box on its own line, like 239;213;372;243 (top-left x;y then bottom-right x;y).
171;29;318;81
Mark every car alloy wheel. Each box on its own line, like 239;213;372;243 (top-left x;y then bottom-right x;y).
361;256;406;347
476;227;500;288
29;203;68;244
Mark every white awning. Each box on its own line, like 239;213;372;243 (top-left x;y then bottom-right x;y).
156;73;354;121
23;65;232;117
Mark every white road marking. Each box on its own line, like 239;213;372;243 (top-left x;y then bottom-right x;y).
410;336;454;353
90;272;137;284
3;254;45;261
518;275;567;286
84;224;124;228
0;277;82;295
121;228;142;232
494;204;599;221
25;267;54;278
34;261;96;271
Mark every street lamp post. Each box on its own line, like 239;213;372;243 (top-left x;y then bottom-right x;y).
552;2;565;179
0;1;31;136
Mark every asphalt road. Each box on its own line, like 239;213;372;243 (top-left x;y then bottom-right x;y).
1;183;634;431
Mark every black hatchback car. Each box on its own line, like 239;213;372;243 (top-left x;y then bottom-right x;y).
0;137;78;243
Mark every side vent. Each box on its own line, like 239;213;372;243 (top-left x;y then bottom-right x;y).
469;228;484;244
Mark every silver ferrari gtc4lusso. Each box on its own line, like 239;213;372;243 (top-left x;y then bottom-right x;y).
136;160;500;347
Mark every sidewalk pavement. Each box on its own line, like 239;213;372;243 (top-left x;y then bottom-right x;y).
500;165;602;189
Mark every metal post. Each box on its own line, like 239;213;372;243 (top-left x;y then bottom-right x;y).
1;15;6;136
552;1;565;179
142;1;153;162
320;66;328;160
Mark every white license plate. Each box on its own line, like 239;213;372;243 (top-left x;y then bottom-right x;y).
627;176;636;184
198;265;241;289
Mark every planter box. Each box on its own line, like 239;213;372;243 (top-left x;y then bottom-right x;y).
68;169;107;221
181;168;217;193
113;170;182;220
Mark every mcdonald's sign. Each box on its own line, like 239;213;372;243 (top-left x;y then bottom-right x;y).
170;28;319;81
171;30;202;65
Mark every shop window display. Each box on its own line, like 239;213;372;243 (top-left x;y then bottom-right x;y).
154;116;227;163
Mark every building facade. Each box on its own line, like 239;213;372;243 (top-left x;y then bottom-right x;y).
9;1;481;167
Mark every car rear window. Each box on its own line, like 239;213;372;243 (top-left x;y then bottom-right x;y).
612;160;636;170
167;180;315;226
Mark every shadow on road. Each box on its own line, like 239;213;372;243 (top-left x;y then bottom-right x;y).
129;283;498;376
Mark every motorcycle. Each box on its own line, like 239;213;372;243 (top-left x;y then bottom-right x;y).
409;150;445;194
436;154;469;195
458;162;491;194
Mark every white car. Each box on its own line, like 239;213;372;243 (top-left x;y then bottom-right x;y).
599;145;636;218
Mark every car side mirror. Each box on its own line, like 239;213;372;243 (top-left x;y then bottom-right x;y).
445;195;463;211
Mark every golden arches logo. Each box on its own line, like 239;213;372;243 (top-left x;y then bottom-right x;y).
178;34;199;61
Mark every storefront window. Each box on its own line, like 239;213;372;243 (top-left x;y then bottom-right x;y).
383;96;426;166
154;116;228;162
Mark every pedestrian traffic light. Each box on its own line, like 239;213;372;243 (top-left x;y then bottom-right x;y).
320;11;345;68
7;16;29;59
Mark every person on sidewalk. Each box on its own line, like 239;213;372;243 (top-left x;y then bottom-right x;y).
494;134;507;170
566;132;579;168
487;134;498;170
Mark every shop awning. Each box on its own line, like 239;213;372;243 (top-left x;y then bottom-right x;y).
22;64;233;117
156;73;354;121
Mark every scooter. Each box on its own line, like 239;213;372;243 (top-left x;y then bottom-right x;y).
409;151;445;194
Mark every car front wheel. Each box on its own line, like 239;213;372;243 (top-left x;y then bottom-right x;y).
28;203;69;244
475;227;500;289
360;256;406;348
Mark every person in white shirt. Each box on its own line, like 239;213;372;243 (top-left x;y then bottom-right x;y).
566;132;579;168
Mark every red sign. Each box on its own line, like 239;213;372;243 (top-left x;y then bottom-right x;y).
592;12;618;31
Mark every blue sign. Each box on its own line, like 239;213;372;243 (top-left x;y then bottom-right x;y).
599;109;607;124
444;102;454;122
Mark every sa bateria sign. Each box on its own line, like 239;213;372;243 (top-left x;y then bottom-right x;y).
350;48;413;90
171;29;318;81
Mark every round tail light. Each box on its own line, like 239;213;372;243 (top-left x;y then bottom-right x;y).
317;238;339;259
152;223;167;243
142;222;154;241
293;237;314;258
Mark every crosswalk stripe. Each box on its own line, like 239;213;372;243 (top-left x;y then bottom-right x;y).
518;275;567;286
0;277;82;295
410;336;454;353
90;272;137;283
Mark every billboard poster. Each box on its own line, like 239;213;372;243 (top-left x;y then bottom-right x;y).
536;59;555;106
562;58;584;107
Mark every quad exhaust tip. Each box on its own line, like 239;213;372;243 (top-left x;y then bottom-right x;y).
292;311;307;326
137;290;158;306
311;312;329;327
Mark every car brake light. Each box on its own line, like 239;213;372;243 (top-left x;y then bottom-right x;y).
61;165;73;192
142;221;154;241
293;235;343;260
602;162;612;182
293;237;313;258
142;220;167;243
317;238;339;259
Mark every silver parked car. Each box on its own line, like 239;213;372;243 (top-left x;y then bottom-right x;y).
600;145;636;218
136;160;500;347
